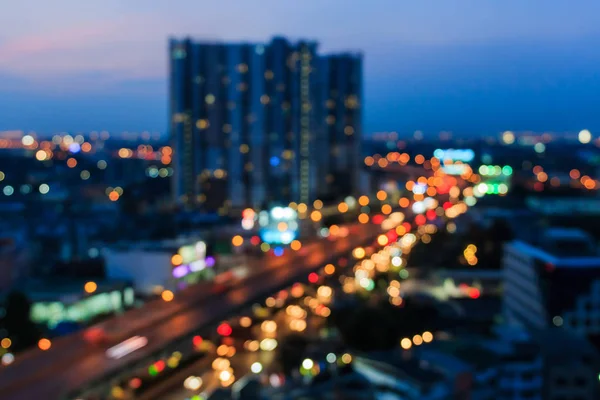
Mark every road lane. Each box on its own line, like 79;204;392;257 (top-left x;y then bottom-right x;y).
0;224;380;400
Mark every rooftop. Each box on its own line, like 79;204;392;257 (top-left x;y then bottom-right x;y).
106;236;205;252
360;349;447;386
526;196;600;216
509;239;600;267
509;223;600;265
544;227;591;241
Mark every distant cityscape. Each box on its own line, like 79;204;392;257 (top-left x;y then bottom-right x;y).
1;33;600;400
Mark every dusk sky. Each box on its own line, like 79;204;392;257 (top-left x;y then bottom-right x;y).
1;0;600;136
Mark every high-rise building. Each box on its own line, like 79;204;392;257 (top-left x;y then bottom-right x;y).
315;53;363;200
169;37;362;212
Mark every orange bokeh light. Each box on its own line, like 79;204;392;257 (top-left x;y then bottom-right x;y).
38;339;52;351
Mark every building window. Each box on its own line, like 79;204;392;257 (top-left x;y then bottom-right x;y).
521;389;537;398
287;53;298;69
554;377;567;386
172;47;186;59
574;377;587;387
173;113;185;123
345;95;359;109
582;356;592;365
521;372;535;381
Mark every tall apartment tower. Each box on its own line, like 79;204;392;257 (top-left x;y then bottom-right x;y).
170;37;362;212
315;53;363;200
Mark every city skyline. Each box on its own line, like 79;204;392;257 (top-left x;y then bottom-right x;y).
1;1;600;135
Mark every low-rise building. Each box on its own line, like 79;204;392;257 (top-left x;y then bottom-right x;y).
535;329;600;400
103;238;215;296
5;279;134;331
415;326;543;400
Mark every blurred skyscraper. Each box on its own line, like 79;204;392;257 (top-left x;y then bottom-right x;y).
169;37;362;212
315;54;363;201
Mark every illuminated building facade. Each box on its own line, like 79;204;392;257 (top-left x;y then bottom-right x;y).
170;37;362;211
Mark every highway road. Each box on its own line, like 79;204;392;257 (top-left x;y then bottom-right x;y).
153;285;327;400
0;223;381;400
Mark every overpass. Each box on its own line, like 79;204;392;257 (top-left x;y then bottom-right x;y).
0;224;382;400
